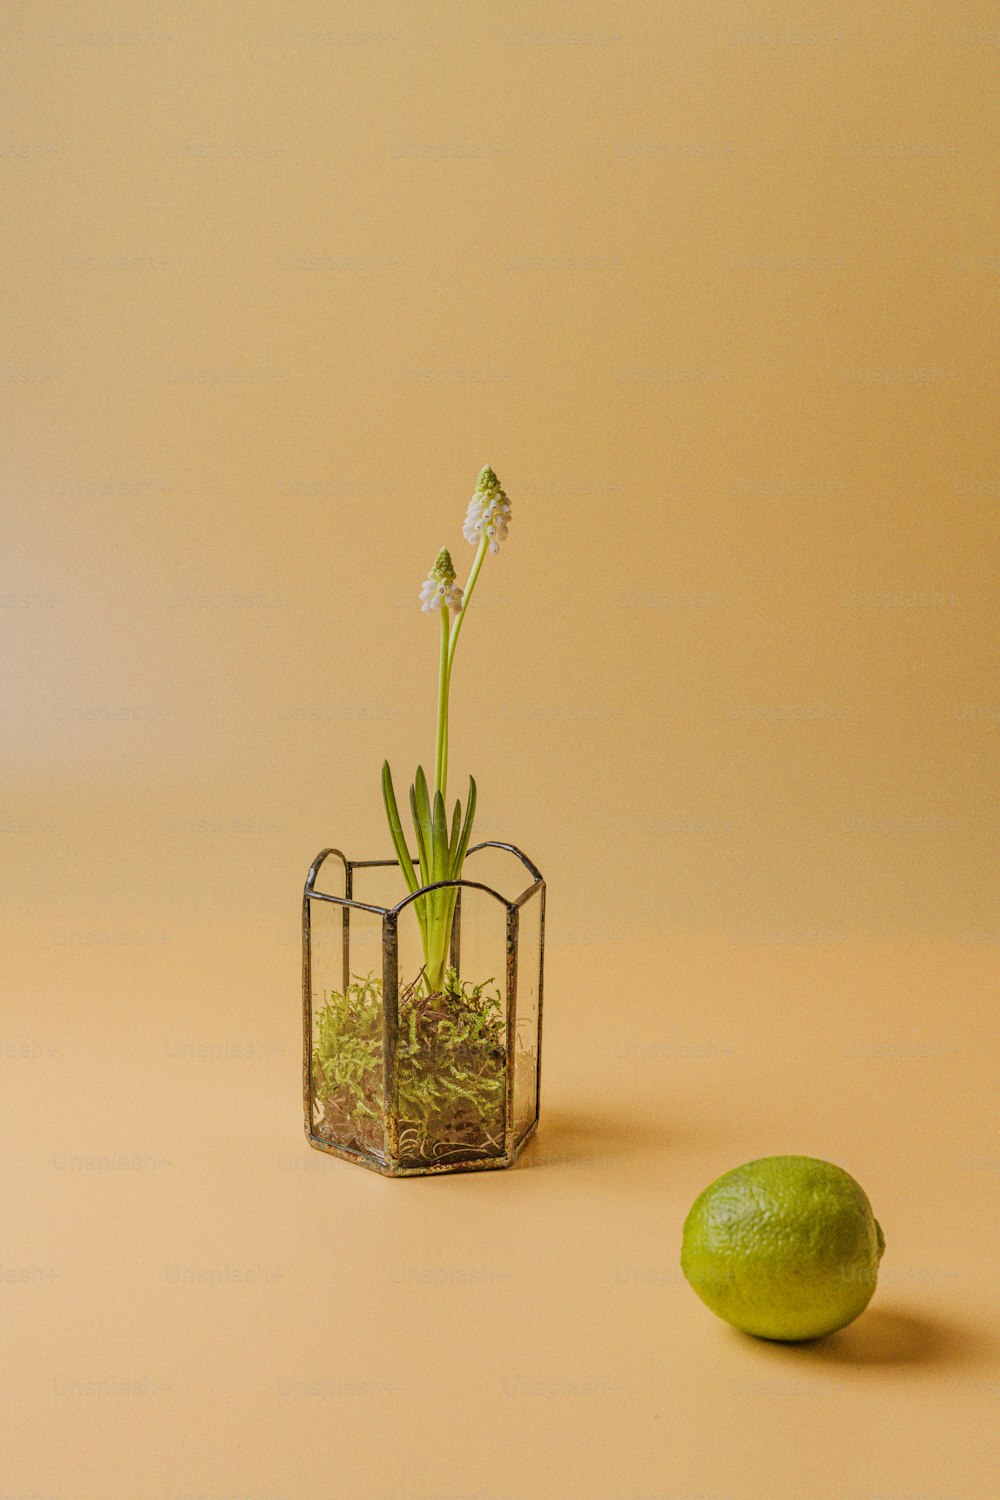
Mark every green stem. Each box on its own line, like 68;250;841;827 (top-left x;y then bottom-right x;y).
447;533;489;677
434;602;450;799
420;532;490;993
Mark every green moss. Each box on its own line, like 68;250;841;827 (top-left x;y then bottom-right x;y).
312;968;505;1162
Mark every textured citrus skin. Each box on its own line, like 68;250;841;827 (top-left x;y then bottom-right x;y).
680;1155;885;1342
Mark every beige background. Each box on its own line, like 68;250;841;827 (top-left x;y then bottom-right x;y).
3;2;999;1497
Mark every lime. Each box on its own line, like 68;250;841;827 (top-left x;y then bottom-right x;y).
681;1155;885;1342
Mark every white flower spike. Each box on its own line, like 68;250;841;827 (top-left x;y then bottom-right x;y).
463;464;512;555
420;546;464;613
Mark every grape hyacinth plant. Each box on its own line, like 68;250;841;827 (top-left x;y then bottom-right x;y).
380;464;512;995
306;464;543;1171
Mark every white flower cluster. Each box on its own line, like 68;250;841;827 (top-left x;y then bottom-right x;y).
420;547;464;613
463;465;512;554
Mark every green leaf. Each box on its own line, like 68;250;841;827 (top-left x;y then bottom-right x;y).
408;783;431;890
431;789;449;882
448;797;462;868
381;761;418;896
413;765;433;848
450;775;477;878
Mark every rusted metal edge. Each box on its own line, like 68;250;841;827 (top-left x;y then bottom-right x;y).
304;1118;539;1178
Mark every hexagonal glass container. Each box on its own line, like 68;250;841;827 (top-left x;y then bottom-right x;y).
302;841;544;1176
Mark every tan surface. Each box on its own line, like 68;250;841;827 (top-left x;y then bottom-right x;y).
3;2;999;1497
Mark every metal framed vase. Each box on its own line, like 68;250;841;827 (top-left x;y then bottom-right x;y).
302;840;544;1177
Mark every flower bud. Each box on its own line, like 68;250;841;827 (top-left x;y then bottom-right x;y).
463;465;511;554
420;546;464;612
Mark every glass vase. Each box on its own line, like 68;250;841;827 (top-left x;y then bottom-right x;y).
302;841;544;1176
